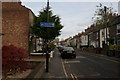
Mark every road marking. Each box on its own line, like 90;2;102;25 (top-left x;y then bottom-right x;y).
57;48;68;78
76;56;86;59
73;74;78;80
64;61;80;64
74;76;78;80
70;74;78;80
61;58;68;78
70;74;74;79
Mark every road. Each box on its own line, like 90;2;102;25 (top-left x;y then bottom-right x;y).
63;48;120;79
40;48;120;79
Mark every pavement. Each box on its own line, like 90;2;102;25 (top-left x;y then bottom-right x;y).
26;62;45;79
24;51;57;80
35;47;66;79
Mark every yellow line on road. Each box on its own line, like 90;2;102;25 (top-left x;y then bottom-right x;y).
70;74;74;80
70;74;78;80
74;74;78;80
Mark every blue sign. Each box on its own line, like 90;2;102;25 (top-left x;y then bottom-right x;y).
40;23;55;27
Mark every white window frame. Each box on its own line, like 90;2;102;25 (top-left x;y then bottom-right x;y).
117;24;120;35
117;40;120;44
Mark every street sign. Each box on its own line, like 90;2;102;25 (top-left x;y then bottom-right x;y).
40;23;55;27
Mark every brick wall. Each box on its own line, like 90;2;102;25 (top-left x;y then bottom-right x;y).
0;1;2;49
2;2;32;53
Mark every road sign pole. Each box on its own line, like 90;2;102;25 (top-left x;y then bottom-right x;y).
40;0;54;72
46;0;49;72
46;39;49;72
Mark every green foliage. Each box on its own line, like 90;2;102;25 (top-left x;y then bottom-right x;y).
31;7;63;40
109;44;120;50
48;42;55;51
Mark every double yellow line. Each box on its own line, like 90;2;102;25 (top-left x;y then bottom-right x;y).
70;74;78;80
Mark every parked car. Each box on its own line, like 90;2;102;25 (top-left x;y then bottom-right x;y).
58;46;64;52
61;47;76;59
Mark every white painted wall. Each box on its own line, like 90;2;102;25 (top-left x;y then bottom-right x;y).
81;35;88;46
100;28;109;48
36;38;42;51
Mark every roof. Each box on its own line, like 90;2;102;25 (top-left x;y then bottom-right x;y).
110;15;120;26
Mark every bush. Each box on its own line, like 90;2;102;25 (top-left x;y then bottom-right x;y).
2;45;28;77
107;44;120;57
48;42;55;51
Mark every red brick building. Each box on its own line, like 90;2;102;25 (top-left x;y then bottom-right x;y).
109;15;120;44
0;1;2;49
2;2;34;53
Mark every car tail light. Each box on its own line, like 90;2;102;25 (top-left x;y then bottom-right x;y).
63;51;67;53
73;51;76;54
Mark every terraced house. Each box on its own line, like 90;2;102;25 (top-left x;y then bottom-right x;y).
64;14;120;49
109;15;120;45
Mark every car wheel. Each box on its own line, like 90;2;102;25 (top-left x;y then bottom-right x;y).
73;55;76;58
61;55;64;59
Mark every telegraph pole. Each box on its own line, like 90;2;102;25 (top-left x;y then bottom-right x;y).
104;6;108;45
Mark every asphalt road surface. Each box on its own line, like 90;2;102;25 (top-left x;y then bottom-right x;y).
62;48;120;79
41;48;120;79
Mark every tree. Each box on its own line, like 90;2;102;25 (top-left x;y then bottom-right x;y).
92;3;117;46
93;3;117;29
31;7;64;40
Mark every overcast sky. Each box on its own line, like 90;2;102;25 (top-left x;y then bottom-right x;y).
21;0;119;40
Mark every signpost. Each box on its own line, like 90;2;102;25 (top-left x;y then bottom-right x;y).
40;24;55;72
40;22;54;72
40;23;55;27
39;0;55;72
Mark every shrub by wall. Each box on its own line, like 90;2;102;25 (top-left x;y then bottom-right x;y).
2;45;28;77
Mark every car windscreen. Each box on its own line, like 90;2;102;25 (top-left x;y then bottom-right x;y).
63;47;74;51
